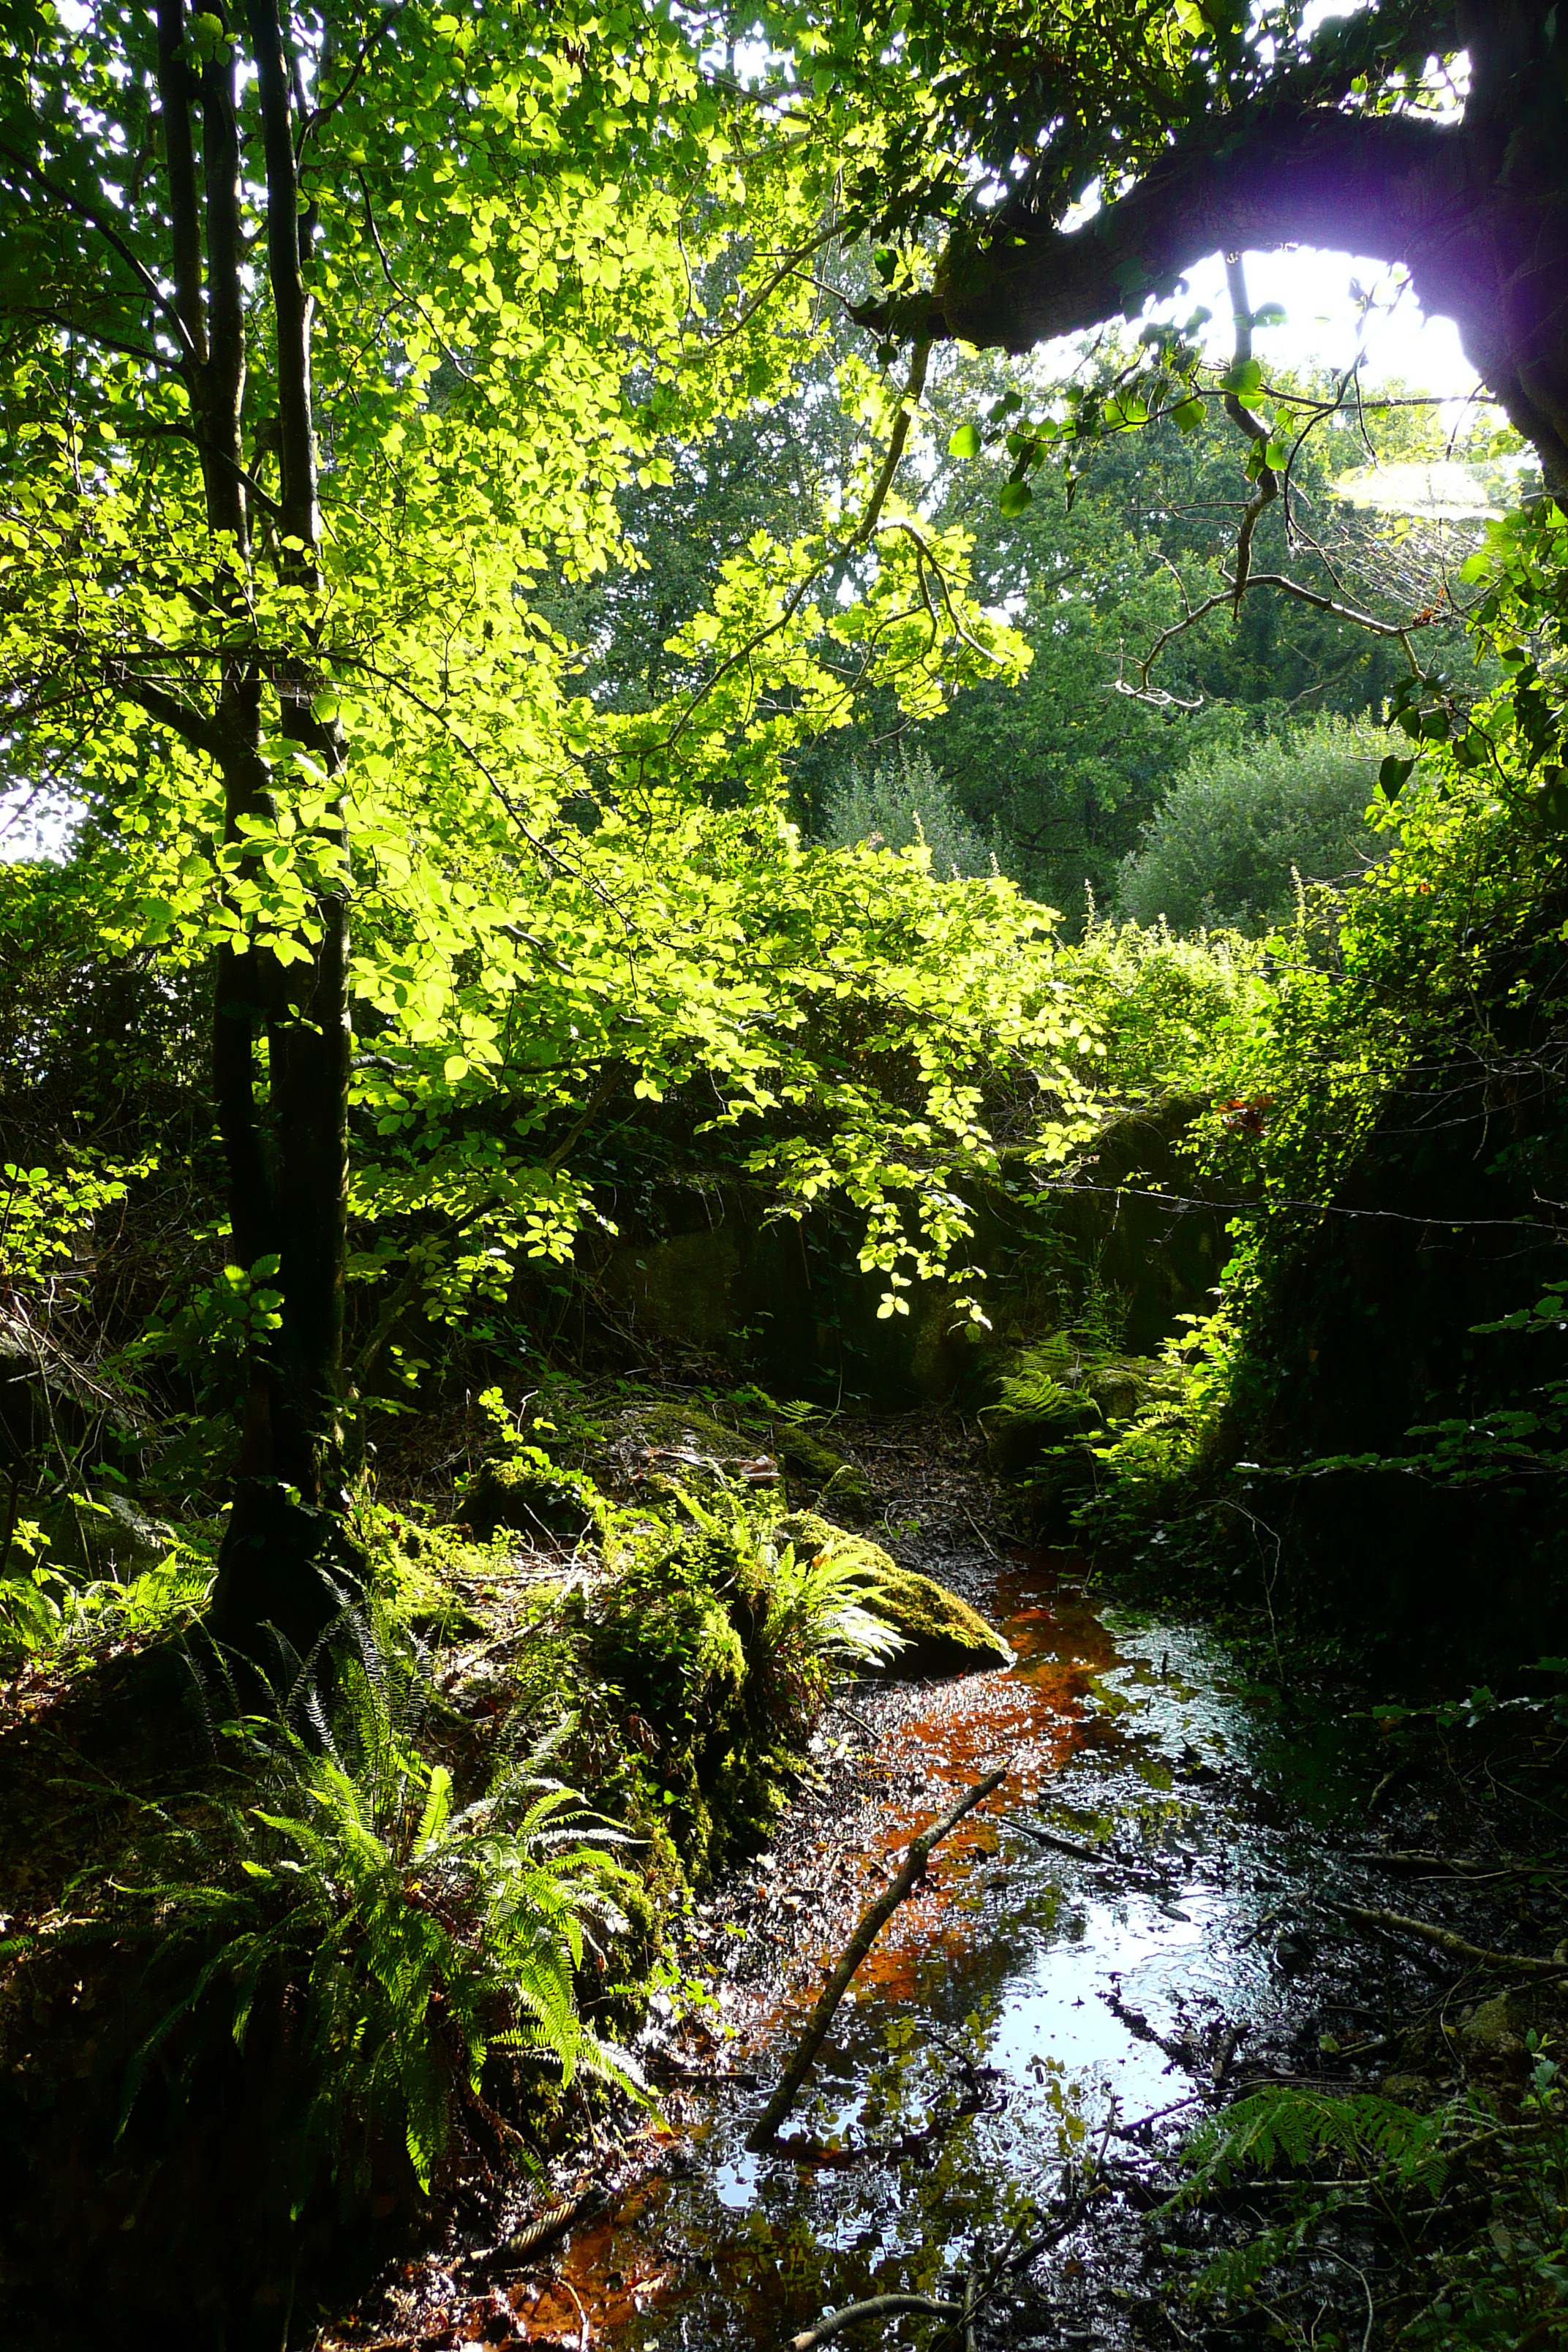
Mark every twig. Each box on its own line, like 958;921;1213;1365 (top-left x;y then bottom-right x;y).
746;1765;1009;2149
789;2294;963;2351
560;2275;591;2352
828;1697;878;1738
1000;1816;1169;1888
961;1505;1000;1558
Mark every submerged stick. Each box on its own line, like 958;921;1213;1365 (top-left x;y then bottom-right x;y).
746;1764;1009;2152
1000;1814;1169;1887
788;2293;963;2350
461;2186;607;2272
1333;1901;1568;1978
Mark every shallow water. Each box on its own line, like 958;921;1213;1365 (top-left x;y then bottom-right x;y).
512;1557;1375;2350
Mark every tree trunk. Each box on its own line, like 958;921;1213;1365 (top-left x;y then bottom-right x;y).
200;0;362;1659
206;725;361;1660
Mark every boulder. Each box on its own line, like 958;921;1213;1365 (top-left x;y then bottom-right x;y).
775;1512;1014;1677
45;1491;175;1580
1457;1989;1529;2062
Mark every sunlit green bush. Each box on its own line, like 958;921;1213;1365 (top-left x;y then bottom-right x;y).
1116;715;1387;934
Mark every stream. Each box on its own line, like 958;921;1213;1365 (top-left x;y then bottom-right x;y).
511;1550;1387;2351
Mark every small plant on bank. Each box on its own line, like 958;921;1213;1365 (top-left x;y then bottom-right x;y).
124;1611;643;2198
0;1519;216;1671
762;1523;907;1689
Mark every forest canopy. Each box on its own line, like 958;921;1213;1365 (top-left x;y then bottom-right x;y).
1;0;1563;1640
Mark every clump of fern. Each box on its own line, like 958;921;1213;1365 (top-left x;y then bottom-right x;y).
753;1520;905;1733
1165;2085;1450;2313
763;1532;905;1675
127;1610;643;2198
0;1523;214;1670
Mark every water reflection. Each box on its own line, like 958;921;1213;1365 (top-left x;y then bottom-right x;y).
518;1562;1341;2349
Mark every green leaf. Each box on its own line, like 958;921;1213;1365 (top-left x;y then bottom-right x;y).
1222;358;1262;397
1172;397;1205;433
1379;755;1415;799
998;480;1033;516
947;422;982;459
1251;301;1287;326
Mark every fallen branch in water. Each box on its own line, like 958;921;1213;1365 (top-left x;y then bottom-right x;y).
461;2185;608;2272
1352;1850;1562;1881
1333;1902;1568;1978
999;1814;1169;1887
788;2293;963;2349
746;1764;1009;2150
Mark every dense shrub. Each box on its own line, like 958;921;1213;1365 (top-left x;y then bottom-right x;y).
820;738;998;880
1116;715;1387;934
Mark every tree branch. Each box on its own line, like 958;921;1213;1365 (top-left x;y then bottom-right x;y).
1119;565;1437;701
123;676;221;758
1221;254;1277;608
851;339;931;548
858;110;1460;359
248;0;318;566
0;140;200;364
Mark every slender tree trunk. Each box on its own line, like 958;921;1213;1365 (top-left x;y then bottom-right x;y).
150;0;363;1656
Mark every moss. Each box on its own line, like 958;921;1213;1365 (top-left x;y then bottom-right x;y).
461;1447;600;1545
874;1565;1014;1675
379;1553;486;1640
366;1508;489;1639
777;1512;1014;1676
588;1525;748;1749
773;1425;873;1522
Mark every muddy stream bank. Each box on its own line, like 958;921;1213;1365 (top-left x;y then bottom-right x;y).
542;1552;1380;2352
339;1417;1471;2352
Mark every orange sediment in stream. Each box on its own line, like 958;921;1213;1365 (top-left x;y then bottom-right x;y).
507;1561;1126;2346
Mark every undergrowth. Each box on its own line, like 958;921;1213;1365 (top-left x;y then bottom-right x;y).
118;1615;645;2201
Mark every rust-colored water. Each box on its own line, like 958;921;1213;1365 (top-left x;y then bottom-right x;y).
466;1555;1275;2352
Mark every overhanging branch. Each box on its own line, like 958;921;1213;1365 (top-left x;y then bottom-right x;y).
858;109;1461;358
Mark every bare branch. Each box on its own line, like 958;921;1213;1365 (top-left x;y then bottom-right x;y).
1222;254;1278;608
0;140;199;365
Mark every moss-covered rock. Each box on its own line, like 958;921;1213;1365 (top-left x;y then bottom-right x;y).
776;1512;1014;1677
773;1424;873;1522
461;1447;600;1545
43;1490;176;1579
380;1552;486;1640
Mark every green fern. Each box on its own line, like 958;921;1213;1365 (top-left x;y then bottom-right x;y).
1169;2086;1452;2308
764;1535;906;1672
1179;2087;1450;2199
124;1610;644;2195
0;1542;213;1667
